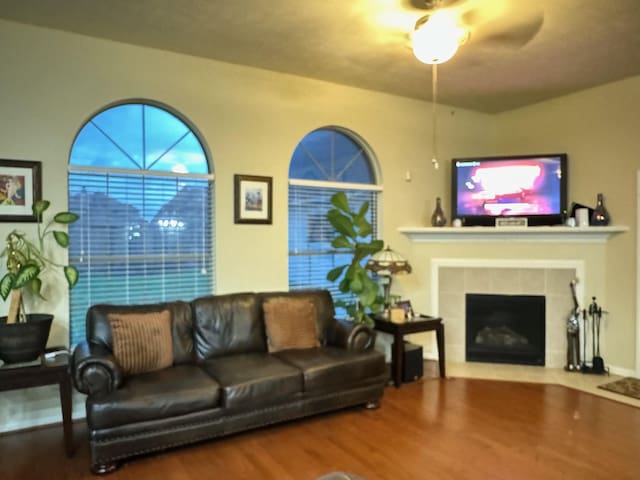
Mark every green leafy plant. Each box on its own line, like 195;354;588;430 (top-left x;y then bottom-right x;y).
326;191;384;327
0;200;79;323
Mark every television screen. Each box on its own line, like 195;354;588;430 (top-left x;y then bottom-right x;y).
451;153;567;226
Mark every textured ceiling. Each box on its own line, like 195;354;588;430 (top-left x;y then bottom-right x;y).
1;0;640;113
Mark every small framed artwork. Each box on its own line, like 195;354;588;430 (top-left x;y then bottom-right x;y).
0;159;42;222
395;300;414;318
234;174;273;224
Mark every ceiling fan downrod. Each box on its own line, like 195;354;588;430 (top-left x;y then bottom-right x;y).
431;63;439;170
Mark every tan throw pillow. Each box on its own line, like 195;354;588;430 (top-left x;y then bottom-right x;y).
109;310;174;376
263;298;320;353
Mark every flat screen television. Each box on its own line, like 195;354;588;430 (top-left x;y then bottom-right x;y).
451;153;568;226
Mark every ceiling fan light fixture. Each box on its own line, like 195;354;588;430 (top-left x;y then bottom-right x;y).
412;11;467;64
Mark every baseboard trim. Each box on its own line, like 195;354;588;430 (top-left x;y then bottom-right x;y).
608;365;637;377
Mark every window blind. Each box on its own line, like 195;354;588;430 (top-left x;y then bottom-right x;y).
288;184;378;317
68;170;214;346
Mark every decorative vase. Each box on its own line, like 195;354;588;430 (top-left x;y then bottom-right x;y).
590;193;610;226
0;314;53;363
430;197;447;227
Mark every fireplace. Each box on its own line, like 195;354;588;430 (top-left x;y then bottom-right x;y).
465;293;546;366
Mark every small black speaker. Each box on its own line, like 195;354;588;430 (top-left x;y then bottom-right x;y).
402;342;423;383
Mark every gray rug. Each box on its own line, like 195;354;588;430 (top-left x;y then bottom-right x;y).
598;377;640;400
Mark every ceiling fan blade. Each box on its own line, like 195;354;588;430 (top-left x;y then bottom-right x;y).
460;1;545;49
471;10;544;48
407;0;429;8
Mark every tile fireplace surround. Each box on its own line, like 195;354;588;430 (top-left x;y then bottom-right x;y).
431;259;585;369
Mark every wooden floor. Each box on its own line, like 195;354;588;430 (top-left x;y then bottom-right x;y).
2;369;639;480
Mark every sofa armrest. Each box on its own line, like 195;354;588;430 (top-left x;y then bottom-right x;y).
325;319;376;351
71;342;123;396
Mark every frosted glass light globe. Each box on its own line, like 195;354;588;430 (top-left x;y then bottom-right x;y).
412;11;465;64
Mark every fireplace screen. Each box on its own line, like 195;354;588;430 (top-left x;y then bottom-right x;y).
466;293;545;366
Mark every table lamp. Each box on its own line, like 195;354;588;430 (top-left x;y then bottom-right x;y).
365;246;412;308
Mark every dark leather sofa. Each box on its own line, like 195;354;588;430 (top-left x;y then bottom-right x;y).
70;289;387;473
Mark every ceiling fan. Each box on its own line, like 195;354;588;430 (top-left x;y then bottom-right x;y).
391;0;544;168
402;0;545;63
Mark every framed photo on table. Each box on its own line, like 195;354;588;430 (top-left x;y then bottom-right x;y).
234;174;273;224
0;159;42;222
395;300;414;318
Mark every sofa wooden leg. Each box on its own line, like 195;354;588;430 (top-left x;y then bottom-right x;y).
365;400;380;409
92;461;119;474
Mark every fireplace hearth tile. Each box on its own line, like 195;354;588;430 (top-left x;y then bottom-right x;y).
519;269;546;294
464;268;491;292
489;268;521;294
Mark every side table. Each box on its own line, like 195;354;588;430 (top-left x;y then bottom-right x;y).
372;314;446;387
0;353;74;457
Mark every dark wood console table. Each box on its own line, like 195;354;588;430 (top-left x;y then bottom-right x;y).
372;314;445;387
0;354;74;456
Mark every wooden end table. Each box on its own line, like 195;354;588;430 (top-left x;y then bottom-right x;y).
0;353;74;456
372;314;446;387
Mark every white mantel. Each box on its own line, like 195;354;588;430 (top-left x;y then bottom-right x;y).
399;225;628;243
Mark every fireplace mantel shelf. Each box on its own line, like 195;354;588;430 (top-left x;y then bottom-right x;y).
399;225;629;243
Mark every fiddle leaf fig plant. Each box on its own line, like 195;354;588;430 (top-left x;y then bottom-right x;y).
326;191;384;327
0;200;79;323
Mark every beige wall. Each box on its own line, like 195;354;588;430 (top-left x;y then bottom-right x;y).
383;79;640;374
495;77;640;369
0;19;637;432
0;20;494;430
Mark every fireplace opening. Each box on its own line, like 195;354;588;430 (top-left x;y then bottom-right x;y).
466;294;545;366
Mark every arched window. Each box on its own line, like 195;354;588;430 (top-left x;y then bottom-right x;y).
68;102;214;346
288;127;381;313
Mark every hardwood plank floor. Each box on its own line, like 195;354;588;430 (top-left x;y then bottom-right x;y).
2;373;639;480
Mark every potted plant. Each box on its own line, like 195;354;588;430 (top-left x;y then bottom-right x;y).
325;191;384;327
0;200;79;363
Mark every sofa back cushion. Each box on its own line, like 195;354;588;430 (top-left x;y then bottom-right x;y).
86;301;194;365
263;297;320;352
192;293;266;360
109;310;174;376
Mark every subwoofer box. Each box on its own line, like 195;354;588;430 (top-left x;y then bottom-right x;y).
402;342;423;383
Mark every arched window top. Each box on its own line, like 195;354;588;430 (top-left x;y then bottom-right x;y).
287;127;380;313
70;103;210;174
289;127;377;185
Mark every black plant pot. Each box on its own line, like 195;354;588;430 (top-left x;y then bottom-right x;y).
0;314;54;364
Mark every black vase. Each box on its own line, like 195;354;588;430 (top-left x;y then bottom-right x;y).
590;193;610;226
431;197;447;227
0;314;53;363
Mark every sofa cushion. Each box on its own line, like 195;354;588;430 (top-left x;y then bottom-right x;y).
86;365;221;430
192;293;266;360
200;353;303;408
166;301;195;364
274;347;386;393
263;297;320;352
109;310;174;376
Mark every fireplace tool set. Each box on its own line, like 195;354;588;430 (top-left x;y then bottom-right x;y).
581;296;609;374
565;281;609;374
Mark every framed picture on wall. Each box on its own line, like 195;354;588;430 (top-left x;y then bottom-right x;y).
234;174;273;224
0;159;42;222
